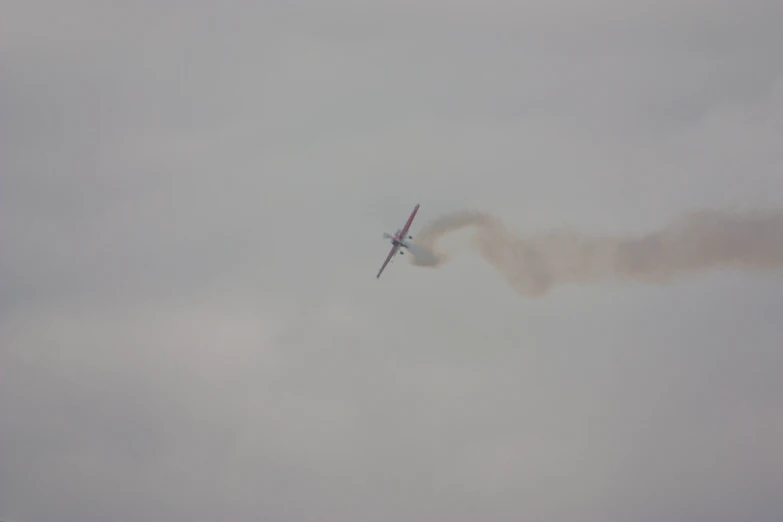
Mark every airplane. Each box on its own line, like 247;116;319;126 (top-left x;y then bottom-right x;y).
376;203;419;279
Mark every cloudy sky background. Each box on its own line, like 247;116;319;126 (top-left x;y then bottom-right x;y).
2;1;783;521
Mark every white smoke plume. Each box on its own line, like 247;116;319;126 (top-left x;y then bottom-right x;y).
409;209;783;297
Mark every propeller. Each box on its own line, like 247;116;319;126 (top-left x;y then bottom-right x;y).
382;232;393;239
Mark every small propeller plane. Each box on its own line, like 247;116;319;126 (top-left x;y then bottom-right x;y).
376;203;419;279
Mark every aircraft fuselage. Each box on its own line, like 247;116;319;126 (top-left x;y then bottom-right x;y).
390;231;411;249
392;238;406;247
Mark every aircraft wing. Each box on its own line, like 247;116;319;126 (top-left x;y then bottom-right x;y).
399;203;419;239
376;243;400;279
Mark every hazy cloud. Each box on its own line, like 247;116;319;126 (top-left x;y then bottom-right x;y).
2;1;782;521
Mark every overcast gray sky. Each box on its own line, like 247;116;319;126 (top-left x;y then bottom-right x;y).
2;1;783;521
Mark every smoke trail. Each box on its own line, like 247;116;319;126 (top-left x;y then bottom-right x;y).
409;209;783;297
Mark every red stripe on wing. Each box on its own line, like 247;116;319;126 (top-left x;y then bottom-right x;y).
400;203;419;238
377;244;399;278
